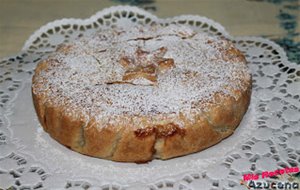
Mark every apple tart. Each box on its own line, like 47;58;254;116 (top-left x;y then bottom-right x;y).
32;24;252;162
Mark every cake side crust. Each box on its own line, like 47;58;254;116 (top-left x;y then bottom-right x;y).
32;61;251;162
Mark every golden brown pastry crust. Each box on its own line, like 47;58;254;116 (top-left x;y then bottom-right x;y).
32;75;251;162
32;25;252;162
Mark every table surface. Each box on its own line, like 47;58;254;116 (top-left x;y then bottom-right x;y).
0;0;299;63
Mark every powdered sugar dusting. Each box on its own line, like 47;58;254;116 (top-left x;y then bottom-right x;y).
32;24;251;123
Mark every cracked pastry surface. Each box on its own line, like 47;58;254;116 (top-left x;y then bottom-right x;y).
32;24;252;162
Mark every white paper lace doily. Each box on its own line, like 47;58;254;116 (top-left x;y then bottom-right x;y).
0;6;299;190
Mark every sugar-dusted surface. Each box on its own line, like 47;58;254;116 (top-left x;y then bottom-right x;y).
32;24;251;122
